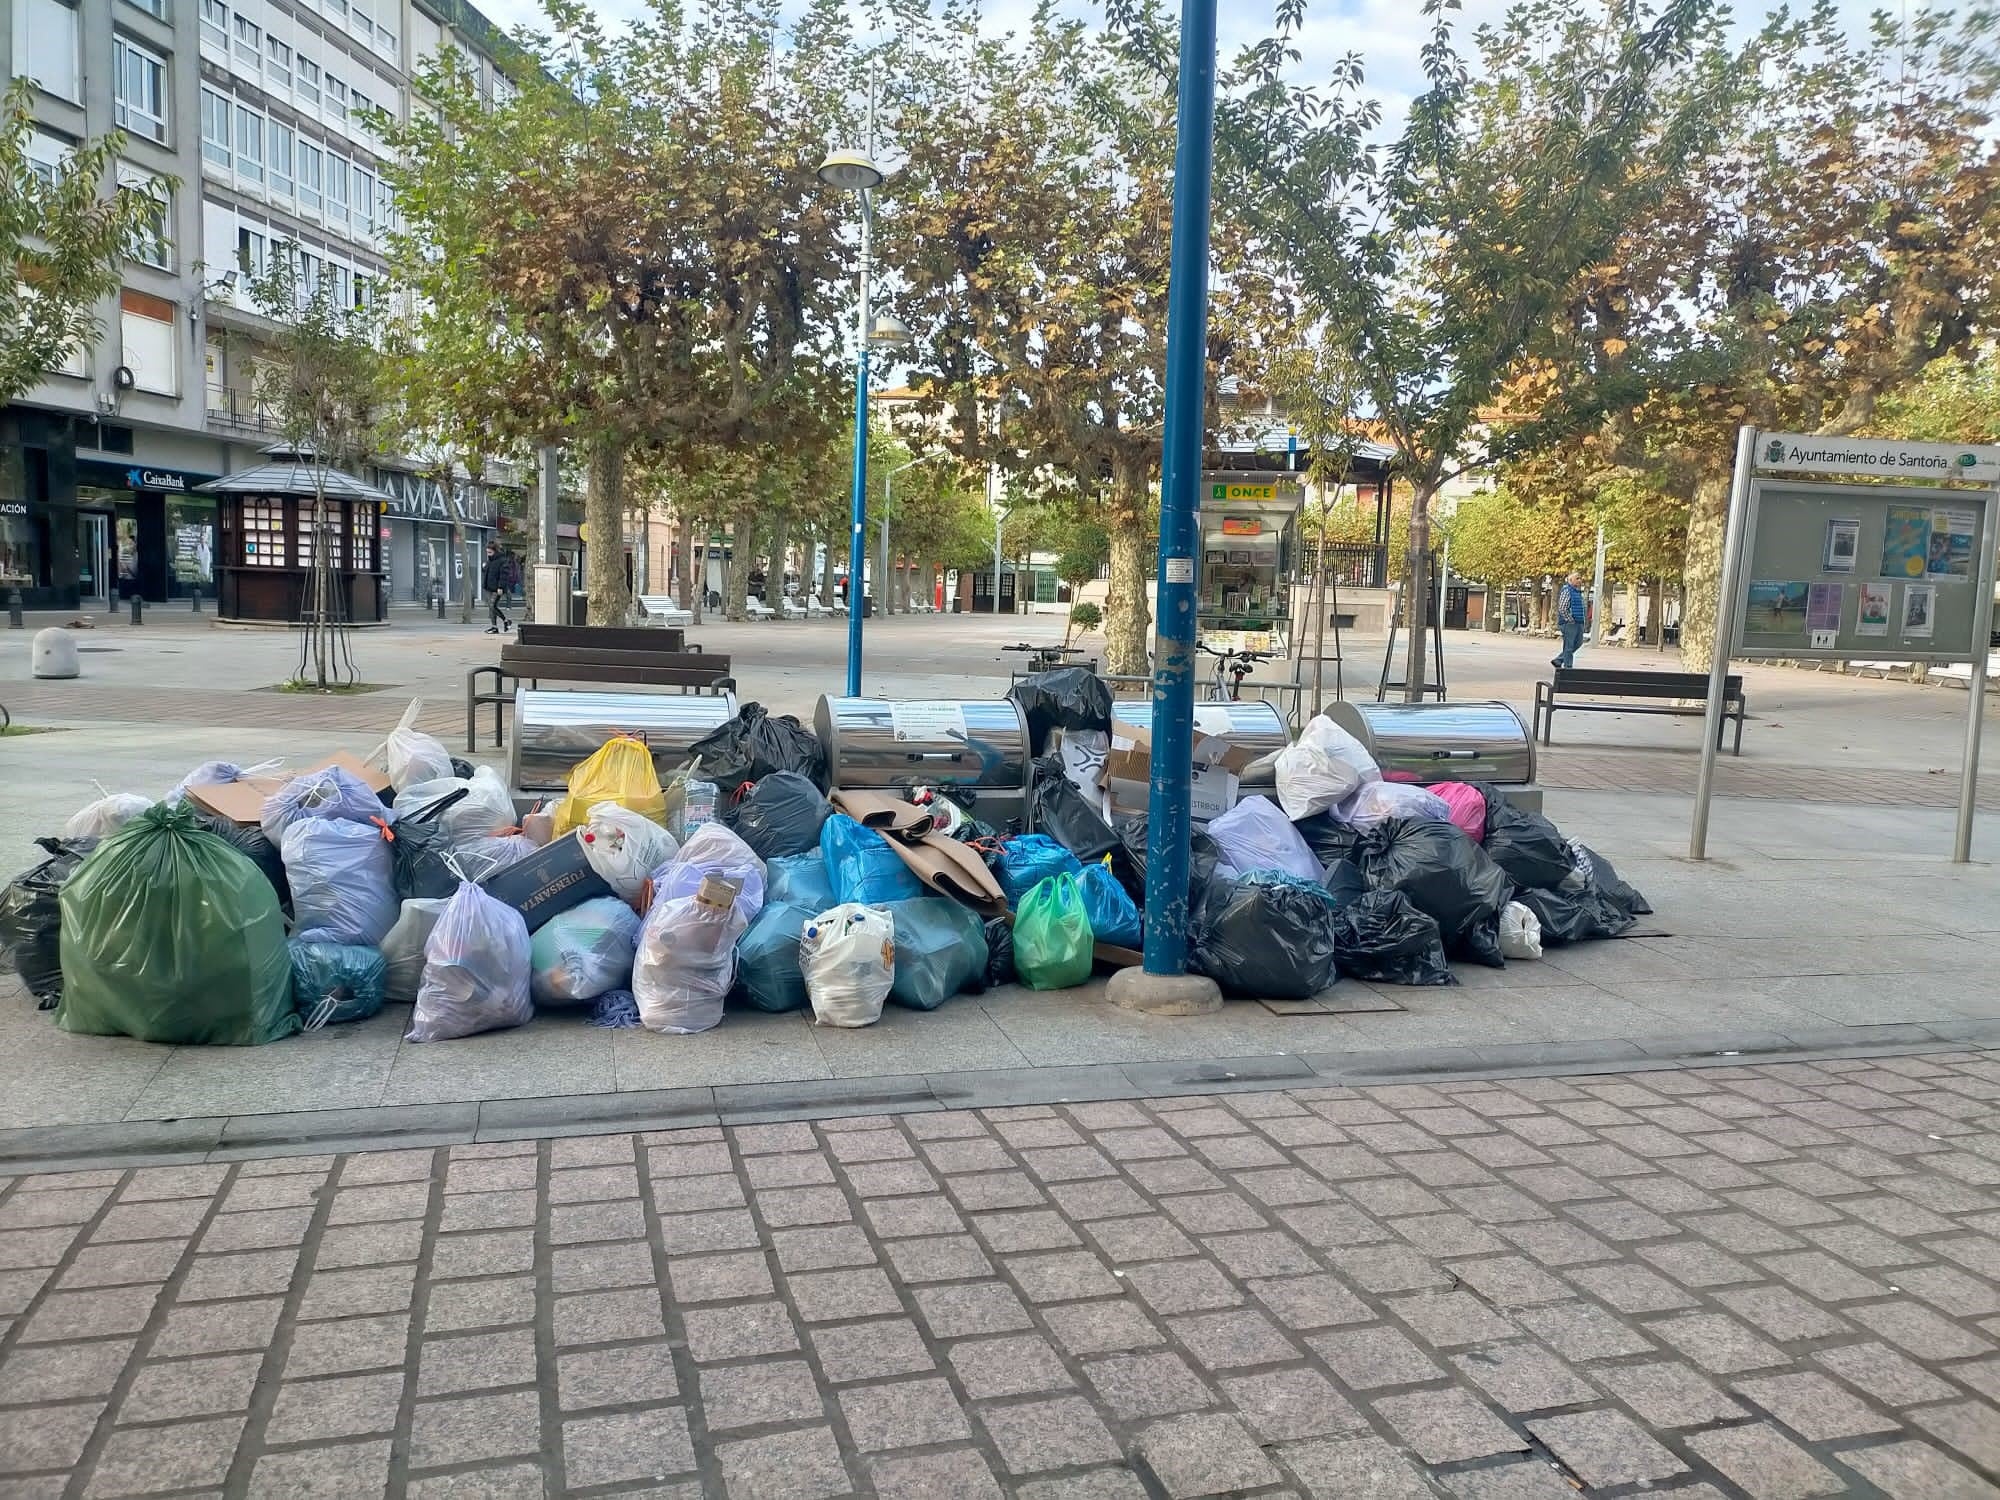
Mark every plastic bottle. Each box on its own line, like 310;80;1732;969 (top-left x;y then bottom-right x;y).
678;777;718;839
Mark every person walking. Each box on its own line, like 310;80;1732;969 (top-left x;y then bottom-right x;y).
1554;570;1587;669
482;541;513;634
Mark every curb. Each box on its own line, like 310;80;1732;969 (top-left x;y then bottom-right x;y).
4;1017;1996;1176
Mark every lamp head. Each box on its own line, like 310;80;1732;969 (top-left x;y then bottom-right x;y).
817;148;885;191
868;313;911;350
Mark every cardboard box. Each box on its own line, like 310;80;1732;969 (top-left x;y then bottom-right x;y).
477;831;615;931
1100;721;1250;822
829;789;1008;917
185;751;392;826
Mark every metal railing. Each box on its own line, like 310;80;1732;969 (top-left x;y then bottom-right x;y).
1310;542;1390;589
205;390;286;436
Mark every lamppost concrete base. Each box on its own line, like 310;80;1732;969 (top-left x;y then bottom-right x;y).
1107;967;1222;1017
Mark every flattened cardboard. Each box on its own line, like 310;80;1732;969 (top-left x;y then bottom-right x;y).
186;750;393;825
829;789;1007;917
1100;720;1260;784
829;789;932;836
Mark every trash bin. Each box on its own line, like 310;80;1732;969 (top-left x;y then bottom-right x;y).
511;689;739;792
1109;699;1289;800
1324;700;1540;808
816;696;1031;825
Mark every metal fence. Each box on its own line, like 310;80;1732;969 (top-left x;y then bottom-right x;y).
1313;542;1390;589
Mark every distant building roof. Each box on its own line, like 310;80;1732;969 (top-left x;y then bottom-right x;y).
196;445;397;503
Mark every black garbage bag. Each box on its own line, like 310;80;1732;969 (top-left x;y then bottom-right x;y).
1330;889;1456;987
1112;813;1221;912
984;917;1017;988
728;772;832;860
390;786;472;901
1030;754;1120;863
1191;873;1342;999
1566;840;1653;916
1322;855;1370;905
1354;818;1511;969
1476;786;1573;889
1293;811;1364;869
1515;884;1636;944
1007;668;1113;755
186;807;291;916
0;837;99;1008
687;702;829;791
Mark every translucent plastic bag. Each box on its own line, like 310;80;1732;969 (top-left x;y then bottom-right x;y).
289;940;387;1027
727;772;832;860
1427;782;1488;843
455;832;540;883
407;881;533;1042
530;895;642;1004
261;766;387;847
399;768;516;849
766;852;835;911
993;834;1083;908
582;802;680;902
1274;717;1370;820
736;899;813;1013
63;793;154;840
553;736;667;838
1306;715;1381;787
386;728;455;793
821;814;923;907
1013;873;1094;990
1336;780;1451;832
281;816;400;947
634;876;751;1034
58;803;296;1046
380;896;448;1003
1499;900;1544;961
1078;862;1141;948
653;822;766;918
801;903;895;1027
883;898;987;1012
1208;796;1322;883
167;758;283;809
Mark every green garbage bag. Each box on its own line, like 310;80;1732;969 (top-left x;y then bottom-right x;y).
1013;872;1094;991
57;803;298;1046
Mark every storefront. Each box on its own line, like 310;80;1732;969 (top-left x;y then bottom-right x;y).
0;410;78;611
72;461;223;606
1196;472;1304;652
372;467;499;606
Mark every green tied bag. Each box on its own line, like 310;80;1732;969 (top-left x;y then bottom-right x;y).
58;802;299;1045
1013;871;1094;990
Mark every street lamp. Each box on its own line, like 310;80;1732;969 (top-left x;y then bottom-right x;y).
818;121;902;696
881;449;944;619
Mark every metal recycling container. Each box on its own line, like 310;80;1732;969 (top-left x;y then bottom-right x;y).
1110;698;1290;795
510;689;739;793
815;696;1032;823
1324;700;1537;788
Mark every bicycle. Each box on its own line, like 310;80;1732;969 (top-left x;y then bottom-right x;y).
1198;642;1275;701
1001;642;1084;674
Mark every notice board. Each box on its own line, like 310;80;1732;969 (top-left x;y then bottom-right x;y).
1728;479;1998;663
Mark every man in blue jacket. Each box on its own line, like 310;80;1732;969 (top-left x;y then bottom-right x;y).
1554;570;1587;669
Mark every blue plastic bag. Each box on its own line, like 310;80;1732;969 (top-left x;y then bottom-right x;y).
260;765;388;847
883;898;988;1011
281;817;399;947
735;900;812;1013
820;815;924;906
289;940;387;1027
767;852;835;911
1079;863;1141;948
995;834;1082;908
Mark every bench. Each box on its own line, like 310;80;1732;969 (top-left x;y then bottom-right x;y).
811;593;844;617
744;598;777;622
466;623;734;751
636;595;694;628
779;597;806;620
1532;667;1747;754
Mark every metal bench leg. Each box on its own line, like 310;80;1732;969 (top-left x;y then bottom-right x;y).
1733;699;1746;756
466;672;480;753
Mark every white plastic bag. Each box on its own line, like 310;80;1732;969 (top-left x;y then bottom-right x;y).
408;881;533;1041
1304;715;1381;789
381;896;449;1003
62;793;154;839
400;767;516;848
633;876;751;1034
1336;780;1452;831
1499;900;1544;961
453;832;540;883
1208;796;1323;883
530;896;643;1004
651;821;766;918
1274;723;1366;820
261;766;388;846
801;903;895;1028
582;802;680;901
166;758;283;809
282;817;400;947
386;728;455;793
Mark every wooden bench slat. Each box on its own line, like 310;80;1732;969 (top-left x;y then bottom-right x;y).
517;624;684;653
500;646;729;673
1535;667;1748;755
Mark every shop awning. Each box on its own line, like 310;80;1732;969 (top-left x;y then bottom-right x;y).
194;444;397;504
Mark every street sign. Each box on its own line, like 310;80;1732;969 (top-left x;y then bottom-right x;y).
1755;432;2000;483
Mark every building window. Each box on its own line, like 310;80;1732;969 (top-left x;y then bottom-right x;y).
325;151;349;226
298;500;344;569
113;36;169;143
235;226;268;279
297;57;321;107
201;88;232;170
118;168;171;269
123;0;168;18
269;121;295;198
200;0;227;49
297;141;322;212
266;37;292;91
352;164;376;234
235;104;265;184
325;76;349;124
241;498;287;567
119;288;177;395
232;14;261;70
16;0;82;103
25;128;70;186
349;502;375;570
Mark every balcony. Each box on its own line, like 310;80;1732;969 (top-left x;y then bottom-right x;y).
205;388;285;437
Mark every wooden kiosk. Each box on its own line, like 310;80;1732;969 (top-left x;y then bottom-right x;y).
199;446;394;625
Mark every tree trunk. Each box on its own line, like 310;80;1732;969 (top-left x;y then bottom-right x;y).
1677;468;1731;672
767;514;791;606
726;505;756;621
821;531;837;609
585;438;631;626
1400;483;1435;703
1485;586;1503;633
1622;577;1640;648
675;515;695;612
1102;464;1153;676
925;562;939;611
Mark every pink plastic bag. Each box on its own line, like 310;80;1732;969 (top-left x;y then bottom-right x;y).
1427;782;1488;844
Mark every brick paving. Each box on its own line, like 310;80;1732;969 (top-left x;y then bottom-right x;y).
0;1055;1997;1496
1538;747;2000;809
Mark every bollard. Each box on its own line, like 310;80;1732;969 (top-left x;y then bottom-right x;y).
7;584;21;630
190;584;201;614
129;593;142;626
436;591;446;620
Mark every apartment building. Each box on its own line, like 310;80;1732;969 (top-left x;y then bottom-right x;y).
2;0;515;611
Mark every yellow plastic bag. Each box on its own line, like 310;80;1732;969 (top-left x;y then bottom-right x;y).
552;736;666;838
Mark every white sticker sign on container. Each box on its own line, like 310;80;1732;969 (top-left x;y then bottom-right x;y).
890;701;968;742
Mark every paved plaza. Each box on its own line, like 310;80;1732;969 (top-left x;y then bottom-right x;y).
2;1051;1999;1498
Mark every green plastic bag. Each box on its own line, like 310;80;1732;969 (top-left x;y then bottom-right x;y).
58;803;298;1046
1013;872;1094;990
